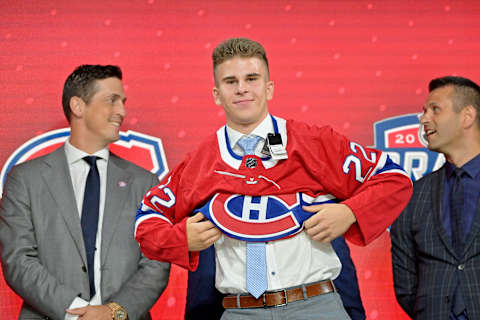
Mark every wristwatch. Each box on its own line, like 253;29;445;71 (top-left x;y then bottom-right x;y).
107;302;128;320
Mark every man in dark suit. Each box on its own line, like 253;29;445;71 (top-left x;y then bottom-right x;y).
0;65;170;320
185;236;366;320
391;76;480;319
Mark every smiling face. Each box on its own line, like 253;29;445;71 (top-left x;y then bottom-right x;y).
420;85;464;156
70;77;126;153
213;56;274;134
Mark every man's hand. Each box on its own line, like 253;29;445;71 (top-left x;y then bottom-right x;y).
66;305;111;320
303;203;356;242
186;212;222;251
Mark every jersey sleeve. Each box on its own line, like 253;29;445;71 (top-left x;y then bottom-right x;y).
134;159;199;271
309;124;413;245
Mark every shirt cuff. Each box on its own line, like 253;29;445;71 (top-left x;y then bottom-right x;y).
65;297;89;320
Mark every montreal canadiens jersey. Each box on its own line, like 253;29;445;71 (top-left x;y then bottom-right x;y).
135;115;412;270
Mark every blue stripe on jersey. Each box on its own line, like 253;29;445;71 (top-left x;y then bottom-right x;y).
271;114;279;133
375;155;405;175
135;207;164;221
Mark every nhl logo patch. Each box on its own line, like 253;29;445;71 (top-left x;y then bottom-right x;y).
245;157;257;168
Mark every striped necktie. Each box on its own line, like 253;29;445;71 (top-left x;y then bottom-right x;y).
237;136;268;298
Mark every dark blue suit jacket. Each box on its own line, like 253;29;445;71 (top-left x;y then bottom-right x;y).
391;165;480;319
185;236;365;320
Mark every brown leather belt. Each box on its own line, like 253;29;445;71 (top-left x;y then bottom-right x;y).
222;279;335;309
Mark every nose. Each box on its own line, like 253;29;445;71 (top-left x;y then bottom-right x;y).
116;100;126;118
236;80;248;94
418;111;428;124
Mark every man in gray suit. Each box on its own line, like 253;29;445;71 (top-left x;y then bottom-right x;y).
0;65;170;320
391;76;480;319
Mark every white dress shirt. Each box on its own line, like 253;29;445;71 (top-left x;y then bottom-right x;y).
215;115;342;294
64;140;109;319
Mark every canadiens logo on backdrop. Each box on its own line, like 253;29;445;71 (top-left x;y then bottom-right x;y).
195;193;336;242
373;113;444;181
0;128;168;195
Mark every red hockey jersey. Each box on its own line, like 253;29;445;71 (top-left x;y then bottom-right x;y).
135;116;412;271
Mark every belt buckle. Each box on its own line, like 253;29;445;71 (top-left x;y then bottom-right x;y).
267;289;288;307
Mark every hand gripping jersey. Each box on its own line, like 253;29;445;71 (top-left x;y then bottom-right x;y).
135;116;412;270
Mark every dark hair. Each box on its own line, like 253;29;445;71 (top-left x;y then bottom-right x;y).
212;38;269;83
429;76;480;122
62;65;122;122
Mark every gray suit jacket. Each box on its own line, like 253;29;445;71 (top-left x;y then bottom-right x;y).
391;165;480;319
0;145;170;320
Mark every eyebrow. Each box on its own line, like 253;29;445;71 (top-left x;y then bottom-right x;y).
221;73;261;82
221;76;237;82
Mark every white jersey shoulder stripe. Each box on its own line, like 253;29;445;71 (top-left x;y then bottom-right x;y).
134;213;173;238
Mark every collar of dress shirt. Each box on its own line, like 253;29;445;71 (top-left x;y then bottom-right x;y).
446;152;480;180
225;114;274;148
461;153;480;179
445;154;480;179
64;139;110;165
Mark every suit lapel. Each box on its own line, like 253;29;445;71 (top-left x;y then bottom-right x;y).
464;191;480;256
431;166;457;257
101;154;132;266
41;146;87;264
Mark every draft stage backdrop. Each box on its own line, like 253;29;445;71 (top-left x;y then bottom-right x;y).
1;1;480;319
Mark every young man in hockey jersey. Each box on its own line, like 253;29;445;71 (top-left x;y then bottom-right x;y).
135;38;413;319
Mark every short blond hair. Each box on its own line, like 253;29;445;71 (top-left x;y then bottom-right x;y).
212;38;269;83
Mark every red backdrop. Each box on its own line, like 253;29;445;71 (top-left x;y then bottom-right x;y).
2;1;480;319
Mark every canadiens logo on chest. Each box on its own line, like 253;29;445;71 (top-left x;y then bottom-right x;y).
200;193;313;242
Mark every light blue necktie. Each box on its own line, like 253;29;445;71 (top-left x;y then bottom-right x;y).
237;136;268;299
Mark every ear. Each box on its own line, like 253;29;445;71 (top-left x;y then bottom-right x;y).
69;96;85;118
462;105;477;129
212;87;222;106
266;80;274;101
